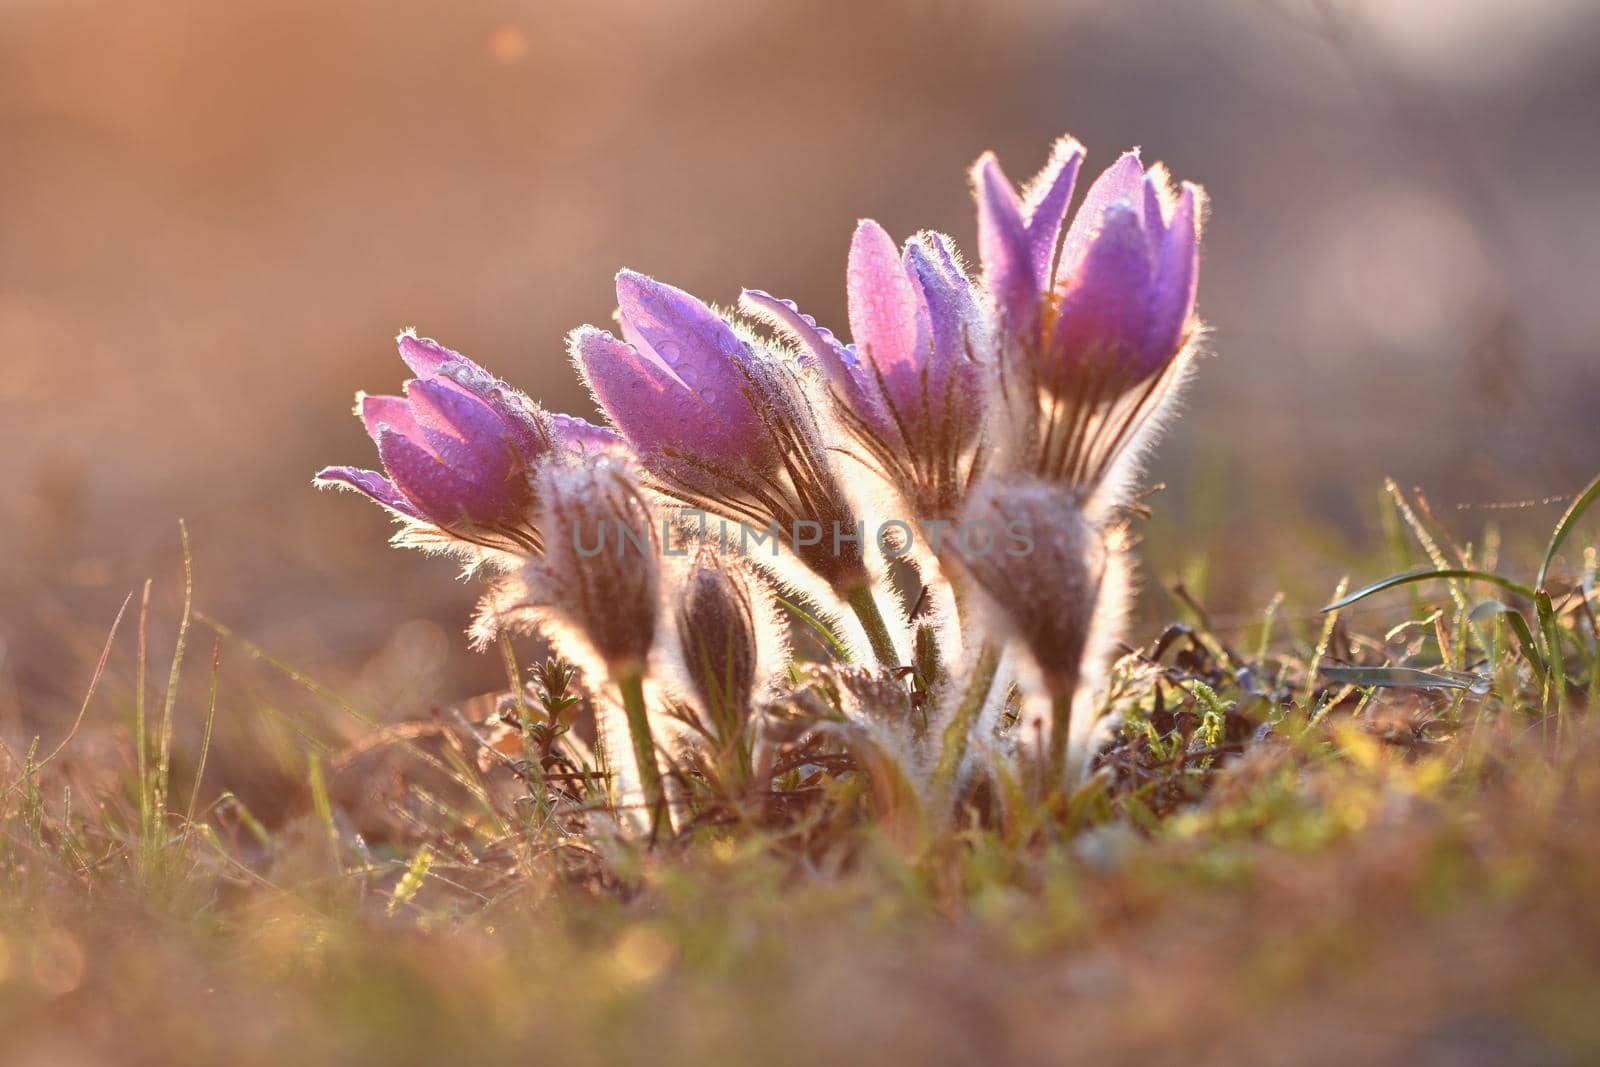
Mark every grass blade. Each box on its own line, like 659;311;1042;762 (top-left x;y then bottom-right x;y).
155;521;194;826
1322;569;1535;612
3;591;133;799
776;595;851;662
1537;474;1600;593
1319;665;1487;692
1469;600;1545;684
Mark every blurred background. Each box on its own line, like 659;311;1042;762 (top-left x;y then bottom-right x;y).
3;0;1598;730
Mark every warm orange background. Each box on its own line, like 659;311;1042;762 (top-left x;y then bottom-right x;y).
5;0;1598;709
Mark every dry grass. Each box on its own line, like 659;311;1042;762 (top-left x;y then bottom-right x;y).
1;482;1596;1066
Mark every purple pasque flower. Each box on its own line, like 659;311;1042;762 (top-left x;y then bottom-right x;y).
574;272;878;604
569;271;780;483
317;331;617;551
972;135;1085;341
745;223;984;449
847;220;987;446
1047;151;1203;390
741;222;986;520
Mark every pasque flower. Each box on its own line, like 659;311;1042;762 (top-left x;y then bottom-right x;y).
316;331;618;554
473;452;671;833
1047;152;1202;390
570;271;780;485
671;548;787;788
975;140;1201;390
976;141;1204;492
312;130;1211;829
744;220;987;520
572;270;902;667
951;476;1110;788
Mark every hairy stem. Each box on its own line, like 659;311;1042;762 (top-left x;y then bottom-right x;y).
931;640;1003;794
845;585;900;668
616;670;670;838
1045;687;1076;794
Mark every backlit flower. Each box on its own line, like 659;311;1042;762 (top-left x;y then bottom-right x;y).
316;331;617;555
744;221;988;520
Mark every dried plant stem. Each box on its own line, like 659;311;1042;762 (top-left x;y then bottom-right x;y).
931;640;1002;793
845;585;900;668
616;670;670;838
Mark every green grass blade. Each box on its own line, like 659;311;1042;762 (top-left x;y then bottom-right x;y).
1537;474;1600;593
155;521;194;830
180;639;222;854
1322;569;1536;612
776;595;851;662
1536;590;1568;719
1319;666;1486;692
1469;600;1545;684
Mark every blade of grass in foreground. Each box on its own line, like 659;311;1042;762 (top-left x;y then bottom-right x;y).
1537;474;1600;593
1469;600;1545;685
777;595;852;662
2;590;133;799
1319;665;1488;692
1322;569;1536;612
154;521;194;839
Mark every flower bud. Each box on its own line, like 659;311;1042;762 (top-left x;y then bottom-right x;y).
952;477;1104;697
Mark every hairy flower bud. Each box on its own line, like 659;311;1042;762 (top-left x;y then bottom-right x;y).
474;454;661;674
952;478;1104;697
673;549;786;751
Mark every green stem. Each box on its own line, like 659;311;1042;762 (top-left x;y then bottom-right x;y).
845;585;900;668
1045;688;1075;794
617;670;670;838
931;640;1002;792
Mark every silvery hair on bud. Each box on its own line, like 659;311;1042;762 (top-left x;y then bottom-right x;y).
471;453;661;677
671;547;789;739
954;477;1107;697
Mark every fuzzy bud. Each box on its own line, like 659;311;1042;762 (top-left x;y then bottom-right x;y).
474;454;661;675
951;477;1105;696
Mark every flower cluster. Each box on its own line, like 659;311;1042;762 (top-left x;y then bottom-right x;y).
317;132;1204;831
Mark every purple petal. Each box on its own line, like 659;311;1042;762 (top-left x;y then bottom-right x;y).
429;361;553;462
904;233;979;357
740;289;887;436
904;236;984;442
848;219;928;381
1049;202;1158;382
359;393;423;447
376;428;519;527
1057;151;1147;283
314;466;424;519
738;289;850;373
971;153;1039;337
1019;136;1084;288
1143;182;1202;364
404;378;521;485
552;413;625;455
569;325;772;473
397;331;473;379
615;270;750;404
903;234;980;381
